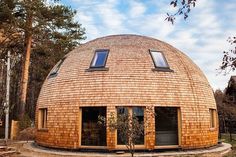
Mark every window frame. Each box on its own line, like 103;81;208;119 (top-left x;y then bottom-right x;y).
149;50;173;72
38;108;48;130
90;49;109;69
209;109;217;129
154;107;179;146
48;57;66;78
116;106;145;147
79;107;107;148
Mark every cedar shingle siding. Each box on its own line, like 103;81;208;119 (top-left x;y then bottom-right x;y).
35;35;218;150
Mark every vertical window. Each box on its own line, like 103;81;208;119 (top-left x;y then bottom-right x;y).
150;50;170;69
49;57;66;77
155;107;178;145
116;107;144;145
90;50;109;68
210;109;216;128
38;108;47;129
117;107;129;145
81;107;107;146
132;107;144;145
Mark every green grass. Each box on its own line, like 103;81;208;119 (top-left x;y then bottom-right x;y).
220;133;236;157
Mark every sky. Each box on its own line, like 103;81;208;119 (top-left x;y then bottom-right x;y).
60;0;236;90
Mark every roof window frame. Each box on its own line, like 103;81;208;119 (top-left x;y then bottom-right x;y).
89;49;109;69
48;57;66;78
149;50;173;72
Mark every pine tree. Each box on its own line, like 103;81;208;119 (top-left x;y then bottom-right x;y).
0;0;85;119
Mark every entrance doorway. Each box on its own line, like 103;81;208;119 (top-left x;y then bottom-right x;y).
81;107;106;146
155;107;179;146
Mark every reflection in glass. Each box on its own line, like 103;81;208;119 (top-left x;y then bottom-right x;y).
117;107;128;145
155;107;178;145
116;107;144;145
91;51;108;67
81;107;106;146
133;107;144;145
150;51;169;68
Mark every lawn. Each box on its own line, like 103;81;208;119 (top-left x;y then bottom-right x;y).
220;133;236;157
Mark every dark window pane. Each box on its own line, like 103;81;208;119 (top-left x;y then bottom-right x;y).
117;107;128;115
42;109;47;128
155;107;178;145
133;107;144;117
81;107;106;146
49;57;66;76
132;107;144;145
117;107;128;145
91;51;108;67
150;51;169;68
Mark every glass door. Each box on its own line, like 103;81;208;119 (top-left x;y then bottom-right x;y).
81;107;106;146
116;107;144;145
155;107;178;145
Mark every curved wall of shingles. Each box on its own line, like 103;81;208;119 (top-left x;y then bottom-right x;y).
35;35;218;149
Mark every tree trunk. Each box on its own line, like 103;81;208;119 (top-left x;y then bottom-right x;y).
0;63;4;85
223;114;226;133
131;143;135;157
19;13;32;119
229;120;233;142
0;63;5;117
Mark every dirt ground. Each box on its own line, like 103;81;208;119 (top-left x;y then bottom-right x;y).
0;140;232;157
1;141;68;157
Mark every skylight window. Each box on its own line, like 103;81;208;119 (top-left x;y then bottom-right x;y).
49;57;66;77
90;50;109;68
150;50;170;68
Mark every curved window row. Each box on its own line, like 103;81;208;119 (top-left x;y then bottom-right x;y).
48;49;172;78
89;49;172;71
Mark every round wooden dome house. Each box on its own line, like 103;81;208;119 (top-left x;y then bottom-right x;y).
35;35;218;150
